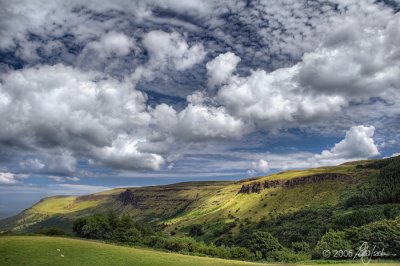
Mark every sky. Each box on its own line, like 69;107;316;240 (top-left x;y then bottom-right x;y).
0;0;400;218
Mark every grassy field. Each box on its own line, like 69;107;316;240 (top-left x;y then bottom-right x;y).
0;236;267;266
0;236;400;266
0;236;398;266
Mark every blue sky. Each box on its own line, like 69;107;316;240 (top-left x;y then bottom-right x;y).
0;0;400;218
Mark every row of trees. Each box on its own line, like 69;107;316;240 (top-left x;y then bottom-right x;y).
69;207;400;262
71;212;304;262
73;213;153;243
347;156;400;206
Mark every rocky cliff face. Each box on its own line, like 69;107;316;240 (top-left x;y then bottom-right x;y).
116;189;141;207
238;173;351;194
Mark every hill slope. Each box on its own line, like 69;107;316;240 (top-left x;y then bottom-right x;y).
1;156;399;245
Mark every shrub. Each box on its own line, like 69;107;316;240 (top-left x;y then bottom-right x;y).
229;247;255;261
345;218;400;257
291;241;310;253
239;231;283;259
37;227;67;236
314;230;352;259
188;224;203;237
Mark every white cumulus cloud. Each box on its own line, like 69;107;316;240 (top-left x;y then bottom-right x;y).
142;30;206;71
206;52;241;87
251;159;270;173
217;67;347;130
83;31;135;57
315;125;379;164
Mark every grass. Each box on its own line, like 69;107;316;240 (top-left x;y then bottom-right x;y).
0;236;267;266
0;236;398;266
167;177;356;235
30;196;106;214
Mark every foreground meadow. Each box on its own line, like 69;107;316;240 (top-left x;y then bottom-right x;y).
0;236;399;266
0;236;272;266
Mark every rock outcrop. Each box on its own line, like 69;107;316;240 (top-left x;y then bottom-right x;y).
116;189;141;207
239;173;351;194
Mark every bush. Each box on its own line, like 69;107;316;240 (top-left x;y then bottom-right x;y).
37;227;67;236
229;247;255;261
291;241;310;253
81;214;111;239
188;224;203;237
345;218;400;257
211;221;236;237
239;231;283;259
314;230;352;259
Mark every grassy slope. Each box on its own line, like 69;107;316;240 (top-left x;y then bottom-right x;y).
165;163;377;236
0;236;269;266
0;161;378;233
0;236;397;266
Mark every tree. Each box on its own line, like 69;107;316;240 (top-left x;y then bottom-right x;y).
314;230;351;259
188;224;203;237
291;241;310;253
240;231;283;258
229;247;255;261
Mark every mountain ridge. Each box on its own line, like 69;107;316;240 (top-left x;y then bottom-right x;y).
1;156;399;246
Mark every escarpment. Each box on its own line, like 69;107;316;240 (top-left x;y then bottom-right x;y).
239;173;351;194
116;189;141;207
115;188;198;212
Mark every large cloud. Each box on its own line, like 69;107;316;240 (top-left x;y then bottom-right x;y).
0;63;251;172
0;64;165;170
298;14;400;101
175;104;246;141
213;12;400;131
315;125;379;163
90;135;166;170
217;66;348;130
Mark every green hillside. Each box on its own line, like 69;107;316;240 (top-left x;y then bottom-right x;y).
0;158;383;234
1;156;400;263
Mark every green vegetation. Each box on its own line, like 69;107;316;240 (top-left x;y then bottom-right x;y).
1;236;399;266
346;156;400;206
71;213;291;261
1;156;400;264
